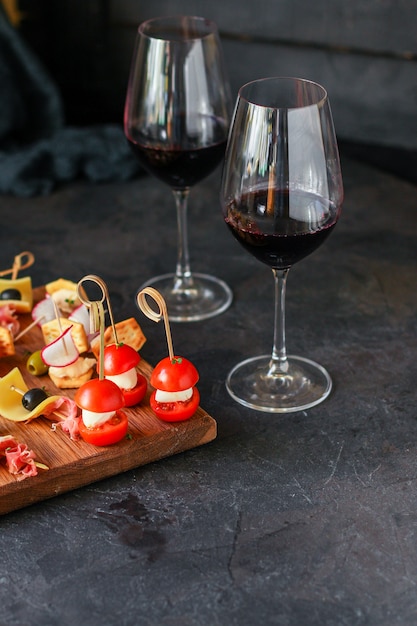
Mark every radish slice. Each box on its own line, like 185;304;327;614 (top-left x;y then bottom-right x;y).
32;297;56;326
87;330;100;345
68;303;90;335
41;326;79;367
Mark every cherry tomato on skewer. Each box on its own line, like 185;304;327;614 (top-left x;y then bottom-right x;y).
99;343;147;407
149;356;200;422
75;378;128;446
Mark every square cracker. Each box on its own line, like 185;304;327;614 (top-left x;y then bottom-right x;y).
90;317;146;358
45;278;78;295
0;326;15;357
41;318;89;354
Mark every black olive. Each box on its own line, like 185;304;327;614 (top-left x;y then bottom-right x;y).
0;288;22;300
22;388;48;411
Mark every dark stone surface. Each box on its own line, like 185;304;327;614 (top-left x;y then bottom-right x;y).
1;154;417;625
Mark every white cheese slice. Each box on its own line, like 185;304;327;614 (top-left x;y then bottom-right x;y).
105;367;137;391
82;409;116;428
154;387;193;403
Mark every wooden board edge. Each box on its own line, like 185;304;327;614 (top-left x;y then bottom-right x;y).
0;413;217;516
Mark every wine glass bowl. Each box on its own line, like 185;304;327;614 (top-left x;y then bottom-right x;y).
221;77;343;412
124;15;233;322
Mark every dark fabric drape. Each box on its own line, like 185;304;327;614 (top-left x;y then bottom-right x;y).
0;5;140;196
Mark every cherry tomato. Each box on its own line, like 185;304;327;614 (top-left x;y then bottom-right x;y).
75;378;125;413
150;356;199;392
101;343;140;376
122;374;147;407
78;410;128;446
150;387;200;422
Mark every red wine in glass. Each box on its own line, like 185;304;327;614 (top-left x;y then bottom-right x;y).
221;77;343;412
124;16;233;322
127;138;228;190
225;189;339;269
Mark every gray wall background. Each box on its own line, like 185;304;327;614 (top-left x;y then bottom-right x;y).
19;0;417;153
108;0;417;151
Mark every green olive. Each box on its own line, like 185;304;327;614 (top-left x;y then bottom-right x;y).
26;350;49;376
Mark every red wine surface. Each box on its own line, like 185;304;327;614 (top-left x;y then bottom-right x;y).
224;189;340;269
128;139;226;189
127;114;228;189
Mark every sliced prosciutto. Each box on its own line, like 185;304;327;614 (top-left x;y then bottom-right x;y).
0;304;19;337
0;435;39;481
44;396;81;439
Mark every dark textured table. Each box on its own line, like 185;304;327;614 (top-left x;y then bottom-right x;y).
1;154;417;626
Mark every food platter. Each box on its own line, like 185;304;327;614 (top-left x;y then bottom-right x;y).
0;287;217;515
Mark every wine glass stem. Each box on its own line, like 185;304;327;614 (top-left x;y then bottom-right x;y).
173;189;194;290
270;268;290;375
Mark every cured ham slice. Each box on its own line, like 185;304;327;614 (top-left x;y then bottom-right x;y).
0;434;38;480
0;304;20;336
51;414;81;440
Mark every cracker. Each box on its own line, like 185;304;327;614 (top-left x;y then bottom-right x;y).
48;356;96;389
0;327;15;358
45;278;82;314
49;367;94;389
45;278;78;295
41;318;89;354
90;317;146;358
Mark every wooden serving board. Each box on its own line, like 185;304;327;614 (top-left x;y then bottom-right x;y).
0;287;216;515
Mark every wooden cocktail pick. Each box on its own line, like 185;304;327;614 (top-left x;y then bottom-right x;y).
136;287;174;360
77;274;117;380
0;251;35;279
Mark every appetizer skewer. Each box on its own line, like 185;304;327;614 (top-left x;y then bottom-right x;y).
74;275;129;446
137;288;200;422
0;251;35;280
0;251;35;313
78;275;147;407
0;367;78;426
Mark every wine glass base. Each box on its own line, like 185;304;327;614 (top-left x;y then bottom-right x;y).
226;354;332;413
139;273;233;322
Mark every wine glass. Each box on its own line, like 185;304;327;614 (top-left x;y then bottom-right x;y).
124;15;233;322
221;77;343;412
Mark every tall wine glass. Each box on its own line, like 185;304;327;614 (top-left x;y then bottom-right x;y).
124;15;233;322
221;77;343;412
